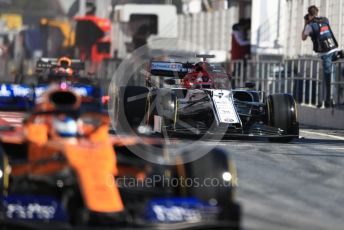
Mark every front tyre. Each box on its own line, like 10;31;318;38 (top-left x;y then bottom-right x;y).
115;86;149;134
266;94;299;143
183;148;241;229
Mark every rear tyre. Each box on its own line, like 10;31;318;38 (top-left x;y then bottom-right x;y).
267;94;299;143
0;147;9;193
115;86;149;134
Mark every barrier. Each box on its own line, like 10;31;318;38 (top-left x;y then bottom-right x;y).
229;58;344;107
1;56;344;109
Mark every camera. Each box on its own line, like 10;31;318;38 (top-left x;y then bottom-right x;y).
332;50;344;62
304;14;309;21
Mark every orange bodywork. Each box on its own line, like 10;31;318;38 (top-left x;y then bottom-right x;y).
64;141;123;212
1;124;164;213
2;116;125;213
0;88;165;213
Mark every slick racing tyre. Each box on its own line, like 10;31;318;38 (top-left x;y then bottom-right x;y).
115;86;149;133
183;148;240;228
0;147;9;193
267;94;299;143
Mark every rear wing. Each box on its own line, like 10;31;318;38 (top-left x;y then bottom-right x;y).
36;58;85;71
196;54;215;61
150;61;188;77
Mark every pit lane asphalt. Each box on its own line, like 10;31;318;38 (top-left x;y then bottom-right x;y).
201;127;344;230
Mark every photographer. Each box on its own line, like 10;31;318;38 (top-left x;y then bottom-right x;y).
302;5;342;108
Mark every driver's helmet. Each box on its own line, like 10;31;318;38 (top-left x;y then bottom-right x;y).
194;62;213;72
52;115;78;137
54;57;73;77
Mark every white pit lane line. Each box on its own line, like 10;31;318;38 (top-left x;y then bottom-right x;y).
300;130;344;141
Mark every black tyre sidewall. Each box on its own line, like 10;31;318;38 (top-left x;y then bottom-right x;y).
267;94;298;142
116;86;149;133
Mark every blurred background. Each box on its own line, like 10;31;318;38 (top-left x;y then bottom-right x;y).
0;0;341;70
0;0;344;109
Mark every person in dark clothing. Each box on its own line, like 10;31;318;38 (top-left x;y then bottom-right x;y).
302;5;343;108
230;18;251;87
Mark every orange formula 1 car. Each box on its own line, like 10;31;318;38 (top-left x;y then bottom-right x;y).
0;86;241;229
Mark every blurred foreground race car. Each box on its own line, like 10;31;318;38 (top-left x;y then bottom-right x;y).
0;85;241;229
115;55;299;142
